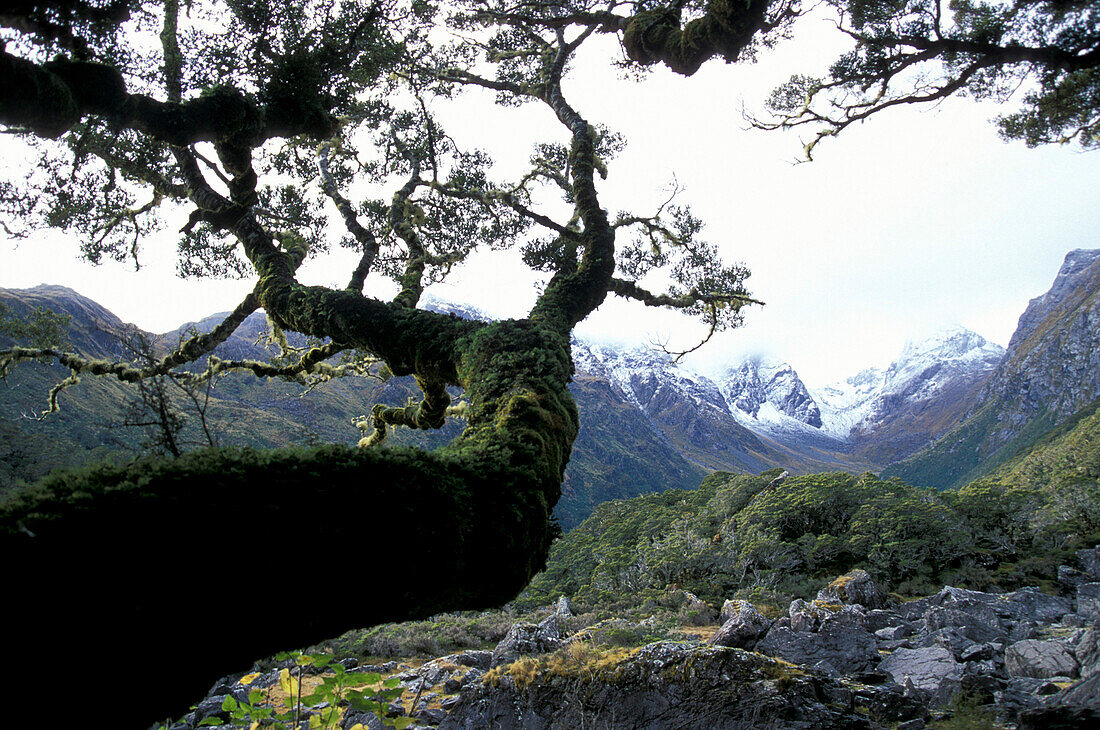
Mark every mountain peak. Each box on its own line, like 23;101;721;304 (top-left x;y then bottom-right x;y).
1008;248;1100;353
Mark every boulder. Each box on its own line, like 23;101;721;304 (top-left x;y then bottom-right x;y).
930;671;1003;710
996;676;1052;718
1052;671;1100;709
1018;706;1100;730
1078;546;1100;581
678;589;718;625
1058;565;1088;594
865;609;910;633
1002;587;1073;623
922;603;1005;645
1077;582;1100;623
1006;639;1079;679
920;627;980;661
491;618;564;668
879;646;962;694
1073;628;1100;678
898;586;1000;622
875;625;911;641
817;569;888;609
788;598;866;632
710;601;771;650
441;650;493;671
1017;673;1100;729
566;618;645;647
439;642;907;729
757;619;879;674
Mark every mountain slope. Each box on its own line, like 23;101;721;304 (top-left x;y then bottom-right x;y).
887;249;1100;489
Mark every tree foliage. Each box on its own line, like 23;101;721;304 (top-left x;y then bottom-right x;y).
750;0;1100;158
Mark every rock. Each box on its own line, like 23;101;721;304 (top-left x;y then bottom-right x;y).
879;646;962;694
1051;671;1100;709
1017;672;1100;728
192;695;231;726
1003;587;1073;623
341;710;383;729
918;627;979;661
817;569;888;609
566;618;645;647
848;682;927;723
788;598;866;632
441;650;493;671
415;707;447;724
554;595;572;618
678;589;718;625
875;625;911;641
1006;639;1079;679
709;601;771;649
997;676;1053;718
1008;620;1040;642
1018;706;1100;730
1059;565;1088;594
439;642;902;729
901;585;1069;627
879;639;913;652
898;586;998;622
491;619;563;668
1073;628;1100;678
757;619;879;673
922;603;1005;644
416;657;462;686
1078;546;1100;580
865;609;909;633
1077;582;1100;622
959;643;995;662
930;672;1002;710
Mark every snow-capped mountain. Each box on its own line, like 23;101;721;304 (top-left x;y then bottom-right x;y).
568;323;1005;471
718;357;822;429
812;367;886;440
888;248;1100;489
838;327;1005;462
811;326;1004;441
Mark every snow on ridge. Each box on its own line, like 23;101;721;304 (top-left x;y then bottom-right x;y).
424;302;1005;445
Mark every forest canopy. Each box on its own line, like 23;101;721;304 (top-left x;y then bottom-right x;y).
1;0;1097;725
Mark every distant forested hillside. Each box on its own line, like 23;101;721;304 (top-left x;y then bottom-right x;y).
521;401;1100;611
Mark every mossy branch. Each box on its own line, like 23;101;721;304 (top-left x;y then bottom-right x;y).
619;0;785;76
355;375;457;447
0;46;335;143
610;277;763;310
318;139;380;292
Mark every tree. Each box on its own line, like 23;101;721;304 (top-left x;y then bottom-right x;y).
0;0;1091;725
752;0;1100;158
0;1;762;724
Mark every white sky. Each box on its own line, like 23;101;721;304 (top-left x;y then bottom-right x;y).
2;20;1098;386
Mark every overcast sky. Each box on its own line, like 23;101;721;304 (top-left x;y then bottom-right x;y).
2;20;1098;386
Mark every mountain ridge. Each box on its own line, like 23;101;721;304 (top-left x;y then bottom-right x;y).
887;248;1100;489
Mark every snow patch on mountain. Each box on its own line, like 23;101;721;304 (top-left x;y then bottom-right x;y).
717;356;822;428
412;294;1004;453
812;367;887;439
812;325;1004;439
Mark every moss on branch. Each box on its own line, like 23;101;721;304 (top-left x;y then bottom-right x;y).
620;0;773;76
0;47;335;143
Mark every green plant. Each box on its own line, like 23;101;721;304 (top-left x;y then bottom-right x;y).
185;651;416;730
930;692;999;729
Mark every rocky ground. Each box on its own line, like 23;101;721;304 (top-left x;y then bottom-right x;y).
168;548;1100;730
